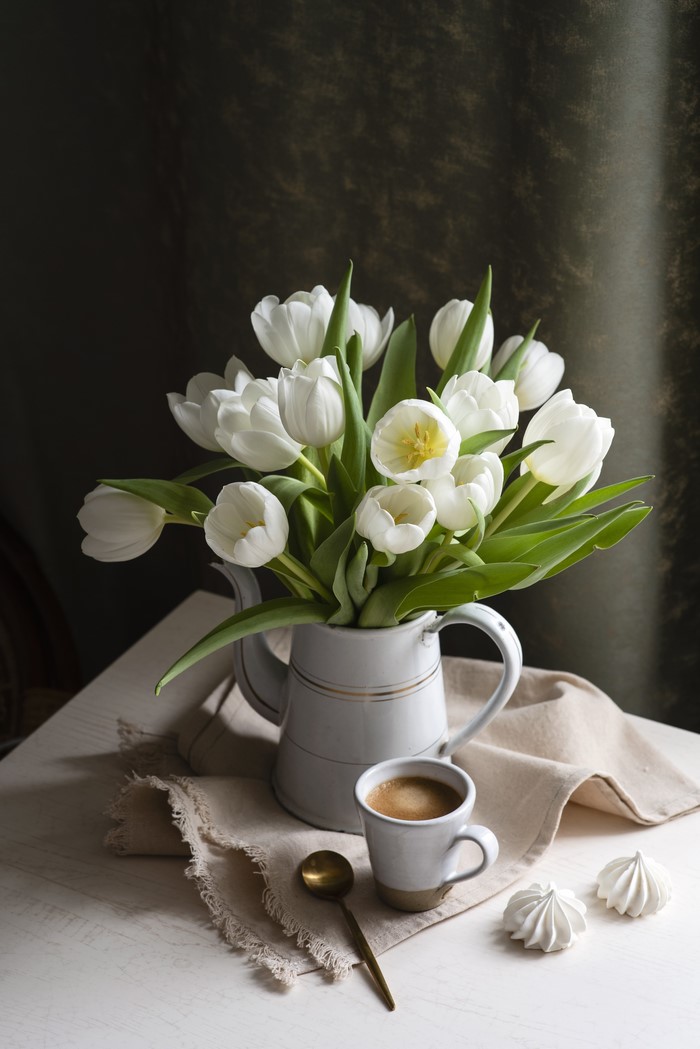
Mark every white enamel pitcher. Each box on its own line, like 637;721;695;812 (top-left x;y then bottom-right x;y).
220;562;522;833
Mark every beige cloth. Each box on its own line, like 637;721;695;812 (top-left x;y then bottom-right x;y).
107;645;700;984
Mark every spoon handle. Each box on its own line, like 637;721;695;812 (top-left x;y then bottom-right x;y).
339;899;396;1011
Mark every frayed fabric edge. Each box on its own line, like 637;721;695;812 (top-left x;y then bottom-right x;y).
184;777;353;982
123;774;307;986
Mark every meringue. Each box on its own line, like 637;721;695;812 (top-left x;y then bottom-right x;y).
503;882;587;952
596;850;672;917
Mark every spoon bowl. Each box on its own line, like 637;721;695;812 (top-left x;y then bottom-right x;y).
301;850;354;900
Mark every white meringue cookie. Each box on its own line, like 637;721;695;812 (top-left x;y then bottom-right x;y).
596;850;672;917
503;882;587;952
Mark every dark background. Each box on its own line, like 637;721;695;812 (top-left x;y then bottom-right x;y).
1;1;698;737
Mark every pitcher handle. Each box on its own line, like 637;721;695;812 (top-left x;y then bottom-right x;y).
425;603;522;756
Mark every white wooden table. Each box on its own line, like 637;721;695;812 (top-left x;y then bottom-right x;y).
1;591;699;1049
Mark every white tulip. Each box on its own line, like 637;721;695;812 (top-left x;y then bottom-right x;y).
204;482;289;568
167;355;254;451
429;298;494;371
442;371;519;454
423;453;504;532
78;485;166;562
253;282;395;372
251;285;335;367
521;389;614;487
356;484;437;555
346;299;394;369
215;377;303;471
278;357;345;447
371;399;460;483
492;335;565;411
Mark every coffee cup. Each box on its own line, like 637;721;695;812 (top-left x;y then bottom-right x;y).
354;757;498;912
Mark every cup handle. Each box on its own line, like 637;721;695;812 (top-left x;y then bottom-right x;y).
441;824;499;886
425;602;523;756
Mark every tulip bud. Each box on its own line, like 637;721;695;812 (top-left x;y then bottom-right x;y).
429;299;494;371
441;371;519;454
204;482;289;568
277;357;345;447
492;335;565;411
521;389;614;488
346;299;395;370
78;485;166;562
251;286;335;367
423;452;504;532
356;484;437;555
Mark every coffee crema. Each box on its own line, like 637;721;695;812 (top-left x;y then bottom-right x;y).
365;775;463;821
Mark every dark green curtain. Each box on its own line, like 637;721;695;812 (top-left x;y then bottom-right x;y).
2;1;698;727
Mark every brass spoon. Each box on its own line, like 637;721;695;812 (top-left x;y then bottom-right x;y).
301;850;396;1011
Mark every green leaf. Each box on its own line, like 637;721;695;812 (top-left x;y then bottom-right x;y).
155;597;329;693
489;473;556;529
492;319;540;382
346;330;363;403
436;267;492;396
367;316;418;430
265;559;313;599
321;261;353;361
381;542;432;579
99;478;213;518
493;515;587;537
462;498;486;550
437;543;485;569
397;563;537;616
327;453;359;528
259;474;332;521
346;542;372;609
358;561;536;627
426;387;448;414
310;515;356;591
327;518;359;626
563;476;654;516
336;348;367;494
370;549;396;568
511;473;600;526
172;459;249;484
498;440;553;482
478;520;581;563
543;506;652;579
283;455;330;560
458;428;516;456
508;502;646;588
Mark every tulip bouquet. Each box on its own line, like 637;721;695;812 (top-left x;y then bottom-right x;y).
78;264;651;691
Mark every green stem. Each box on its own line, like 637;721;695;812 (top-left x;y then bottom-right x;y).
275;551;333;602
317;444;331;478
420;530;455;573
484;473;539;537
298;452;327;489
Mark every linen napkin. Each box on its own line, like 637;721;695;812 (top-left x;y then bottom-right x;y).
107;633;700;984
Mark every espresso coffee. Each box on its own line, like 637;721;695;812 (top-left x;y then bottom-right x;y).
365;775;463;821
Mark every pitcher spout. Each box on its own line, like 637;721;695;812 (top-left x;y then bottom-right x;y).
213;561;288;726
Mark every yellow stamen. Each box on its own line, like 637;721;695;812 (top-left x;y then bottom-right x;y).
400;421;438;467
240;518;265;537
